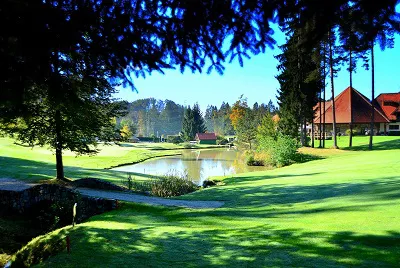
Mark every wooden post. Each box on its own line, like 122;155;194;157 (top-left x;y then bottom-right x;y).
72;203;77;227
66;236;71;254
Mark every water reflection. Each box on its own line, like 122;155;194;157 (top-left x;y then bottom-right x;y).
112;149;268;185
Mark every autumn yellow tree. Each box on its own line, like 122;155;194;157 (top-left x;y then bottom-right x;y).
230;95;248;130
120;125;132;141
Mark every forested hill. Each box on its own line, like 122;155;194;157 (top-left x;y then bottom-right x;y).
118;98;277;137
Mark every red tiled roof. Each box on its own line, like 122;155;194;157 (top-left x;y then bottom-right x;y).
314;87;389;124
375;93;400;121
196;133;217;140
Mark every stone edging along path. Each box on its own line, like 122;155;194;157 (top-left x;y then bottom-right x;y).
0;178;224;209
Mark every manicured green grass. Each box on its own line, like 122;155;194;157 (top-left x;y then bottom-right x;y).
26;136;400;267
0;138;190;183
320;135;400;150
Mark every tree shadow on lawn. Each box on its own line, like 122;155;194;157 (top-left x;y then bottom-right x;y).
0;156;127;183
181;176;400;219
222;172;323;184
293;153;325;163
342;138;400;151
44;219;400;267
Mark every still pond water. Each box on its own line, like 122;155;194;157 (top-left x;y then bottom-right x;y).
112;149;269;185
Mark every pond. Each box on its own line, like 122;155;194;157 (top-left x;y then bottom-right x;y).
112;149;269;185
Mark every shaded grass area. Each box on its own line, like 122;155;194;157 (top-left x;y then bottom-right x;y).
323;135;400;151
0;137;184;183
0;216;44;267
32;137;400;267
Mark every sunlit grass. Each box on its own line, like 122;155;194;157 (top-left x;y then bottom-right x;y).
26;136;400;267
0;138;185;183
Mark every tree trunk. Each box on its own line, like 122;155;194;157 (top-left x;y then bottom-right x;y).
311;121;314;148
300;120;306;147
322;42;327;148
55;109;65;180
329;31;338;149
319;91;322;147
369;43;375;150
349;48;353;148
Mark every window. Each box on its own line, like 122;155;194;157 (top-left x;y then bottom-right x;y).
389;125;400;130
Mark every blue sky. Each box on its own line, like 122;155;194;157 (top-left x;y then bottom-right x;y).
115;24;400;111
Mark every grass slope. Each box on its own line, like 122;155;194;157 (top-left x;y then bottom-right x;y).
31;136;400;267
0;138;197;183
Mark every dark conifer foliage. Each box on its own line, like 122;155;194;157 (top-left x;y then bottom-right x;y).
1;0;400;179
276;26;321;144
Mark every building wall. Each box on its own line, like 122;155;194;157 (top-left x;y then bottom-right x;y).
314;123;381;136
199;140;217;145
380;122;400;135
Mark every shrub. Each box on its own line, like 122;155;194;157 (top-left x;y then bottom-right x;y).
345;129;359;136
124;171;198;197
216;136;229;145
183;142;195;149
388;131;400;136
122;175;152;194
122;174;133;190
167;135;183;144
258;134;298;167
245;154;264;166
271;134;298;167
150;171;198;197
27;200;76;232
254;151;271;165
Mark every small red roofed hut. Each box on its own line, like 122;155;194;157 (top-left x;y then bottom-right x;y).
195;133;217;145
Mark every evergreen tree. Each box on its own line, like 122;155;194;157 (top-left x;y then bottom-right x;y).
352;1;400;150
192;103;207;134
182;106;195;141
204;105;217;133
338;4;369;147
276;25;320;144
236;108;257;150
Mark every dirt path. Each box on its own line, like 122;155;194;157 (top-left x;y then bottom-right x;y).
0;178;224;209
77;188;224;209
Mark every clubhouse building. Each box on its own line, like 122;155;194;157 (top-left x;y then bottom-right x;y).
313;87;400;137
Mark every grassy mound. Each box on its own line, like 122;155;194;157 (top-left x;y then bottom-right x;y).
11;228;69;267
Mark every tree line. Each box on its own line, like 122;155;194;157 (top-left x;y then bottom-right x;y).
1;0;398;179
275;1;399;149
116;98;277;141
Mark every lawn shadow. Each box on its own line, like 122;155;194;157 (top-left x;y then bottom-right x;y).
293;153;325;163
43;212;400;267
343;138;400;151
179;176;400;219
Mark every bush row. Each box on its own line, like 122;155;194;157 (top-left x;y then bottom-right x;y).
123;171;198;197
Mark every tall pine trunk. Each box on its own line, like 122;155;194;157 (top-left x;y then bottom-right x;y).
55;109;65;180
319;92;322;147
349;48;353;147
329;31;338;149
369;43;375;150
313;43;325;148
322;42;327;148
311;121;315;148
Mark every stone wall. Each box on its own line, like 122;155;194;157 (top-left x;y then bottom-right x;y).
0;184;117;223
71;178;127;191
